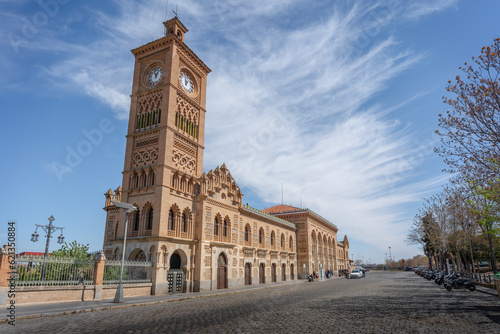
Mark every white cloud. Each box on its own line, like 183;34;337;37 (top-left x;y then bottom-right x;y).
6;0;455;261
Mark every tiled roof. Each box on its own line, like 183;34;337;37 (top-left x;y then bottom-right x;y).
263;205;338;230
261;204;302;214
17;252;48;256
242;204;296;228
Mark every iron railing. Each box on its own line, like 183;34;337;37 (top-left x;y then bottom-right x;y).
14;255;94;286
103;260;152;284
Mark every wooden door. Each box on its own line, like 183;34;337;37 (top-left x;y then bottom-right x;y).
259;263;265;284
217;253;227;289
271;263;276;282
282;264;286;281
245;263;251;285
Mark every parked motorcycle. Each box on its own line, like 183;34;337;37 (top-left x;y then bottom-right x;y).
434;271;446;285
445;273;476;291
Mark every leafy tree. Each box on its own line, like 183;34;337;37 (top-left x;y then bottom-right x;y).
51;240;91;259
435;38;500;176
468;177;500;272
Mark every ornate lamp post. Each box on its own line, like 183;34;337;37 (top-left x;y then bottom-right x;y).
30;215;65;282
111;200;137;303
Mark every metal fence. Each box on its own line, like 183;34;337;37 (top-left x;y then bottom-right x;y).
14;255;94;286
474;273;494;284
460;272;495;284
103;260;152;284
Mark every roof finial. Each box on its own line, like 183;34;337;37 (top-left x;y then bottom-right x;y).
163;0;169;35
173;3;178;18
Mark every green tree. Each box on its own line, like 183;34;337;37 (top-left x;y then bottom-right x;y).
435;38;500;176
468;177;500;272
51;240;91;259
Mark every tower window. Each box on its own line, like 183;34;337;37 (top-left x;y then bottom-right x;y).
133;210;140;231
182;212;187;232
168;209;174;230
223;219;228;237
147;208;153;230
214;217;219;236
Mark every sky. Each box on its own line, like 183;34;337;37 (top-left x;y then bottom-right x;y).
1;0;499;264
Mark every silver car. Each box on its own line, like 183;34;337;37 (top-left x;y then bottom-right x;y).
349;269;363;279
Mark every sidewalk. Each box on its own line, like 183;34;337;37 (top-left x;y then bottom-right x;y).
475;284;499;297
8;278;315;322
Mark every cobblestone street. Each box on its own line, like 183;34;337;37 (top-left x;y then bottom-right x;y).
7;272;500;333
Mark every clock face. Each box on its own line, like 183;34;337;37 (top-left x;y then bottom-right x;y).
148;67;163;85
180;72;193;93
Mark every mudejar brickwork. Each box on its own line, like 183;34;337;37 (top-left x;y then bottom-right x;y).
101;17;351;294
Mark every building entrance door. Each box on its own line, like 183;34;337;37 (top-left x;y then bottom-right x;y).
291;264;294;280
167;270;184;294
271;263;276;282
282;264;286;281
259;263;265;284
245;263;252;285
217;253;227;289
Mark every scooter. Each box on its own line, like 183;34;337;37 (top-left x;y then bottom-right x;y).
446;274;476;291
435;271;445;285
305;275;314;282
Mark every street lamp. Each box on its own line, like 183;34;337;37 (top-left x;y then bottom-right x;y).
31;215;65;282
111;200;137;303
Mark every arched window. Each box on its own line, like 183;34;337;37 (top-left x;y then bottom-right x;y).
223;219;228;237
214;217;219;236
182;212;187;232
147;208;153;230
289;236;293;251
270;231;275;246
259;229;263;244
244;226;249;242
281;234;285;249
168;209;174;230
133;210;140;231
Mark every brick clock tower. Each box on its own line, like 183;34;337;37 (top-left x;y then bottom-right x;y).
102;17;211;268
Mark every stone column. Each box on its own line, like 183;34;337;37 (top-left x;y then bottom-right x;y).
93;252;106;300
151;251;169;295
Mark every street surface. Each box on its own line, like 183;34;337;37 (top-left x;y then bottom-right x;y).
7;271;500;333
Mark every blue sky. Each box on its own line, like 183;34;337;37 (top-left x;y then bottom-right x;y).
1;0;499;264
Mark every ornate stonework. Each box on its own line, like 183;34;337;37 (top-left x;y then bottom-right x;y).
133;147;159;168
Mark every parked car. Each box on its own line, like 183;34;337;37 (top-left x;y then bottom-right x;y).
404;267;413;271
350;269;363;279
477;262;490;272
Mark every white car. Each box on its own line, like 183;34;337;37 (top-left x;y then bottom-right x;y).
349;269;363;279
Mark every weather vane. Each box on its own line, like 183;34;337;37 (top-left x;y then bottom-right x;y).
173;3;178;18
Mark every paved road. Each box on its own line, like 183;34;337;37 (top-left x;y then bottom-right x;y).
5;271;500;333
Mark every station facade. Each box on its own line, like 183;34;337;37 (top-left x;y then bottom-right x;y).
102;18;351;293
